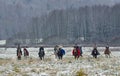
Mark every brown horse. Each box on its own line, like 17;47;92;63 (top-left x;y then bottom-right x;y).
104;47;111;58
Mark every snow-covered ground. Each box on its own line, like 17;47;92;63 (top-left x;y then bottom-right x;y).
0;47;120;76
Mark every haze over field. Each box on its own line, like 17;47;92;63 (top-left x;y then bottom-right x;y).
0;0;120;45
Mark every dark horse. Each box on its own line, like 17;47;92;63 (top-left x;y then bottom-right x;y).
38;47;45;60
17;45;22;60
91;47;100;58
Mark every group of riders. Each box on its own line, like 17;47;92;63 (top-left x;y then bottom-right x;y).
16;44;111;60
16;45;29;60
72;45;111;59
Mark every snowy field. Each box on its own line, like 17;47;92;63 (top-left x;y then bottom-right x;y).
0;47;120;76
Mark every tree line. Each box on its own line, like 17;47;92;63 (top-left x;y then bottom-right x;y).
6;4;120;45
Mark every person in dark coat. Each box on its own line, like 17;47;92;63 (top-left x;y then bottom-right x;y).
57;47;65;60
104;46;111;58
16;45;22;60
38;46;45;60
91;47;100;58
23;47;29;57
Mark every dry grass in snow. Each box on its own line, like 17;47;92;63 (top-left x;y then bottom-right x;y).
0;47;120;76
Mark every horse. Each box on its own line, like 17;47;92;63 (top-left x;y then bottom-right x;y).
104;47;111;58
72;47;80;59
38;47;45;60
17;47;22;60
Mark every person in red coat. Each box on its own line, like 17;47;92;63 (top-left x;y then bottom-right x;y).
72;46;80;59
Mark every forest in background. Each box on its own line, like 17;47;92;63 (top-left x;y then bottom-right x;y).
1;3;120;45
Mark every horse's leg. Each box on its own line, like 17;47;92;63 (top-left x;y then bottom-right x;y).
18;56;21;60
77;55;79;59
58;56;60;60
55;54;57;59
93;55;95;58
105;54;106;58
95;55;97;58
75;55;77;59
56;54;58;59
105;54;108;58
81;54;83;57
40;56;42;60
74;56;76;59
108;54;110;58
61;55;63;60
42;56;44;60
107;54;109;58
